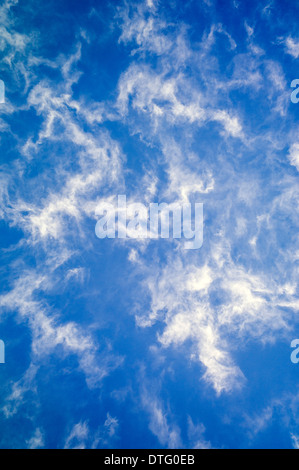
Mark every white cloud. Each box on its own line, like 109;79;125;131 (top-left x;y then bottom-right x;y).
104;413;119;437
27;428;45;449
284;37;299;59
2;363;38;418
187;417;212;449
212;110;243;138
65;422;89;449
291;433;299;449
288;143;299;171
141;386;182;448
0;270;122;397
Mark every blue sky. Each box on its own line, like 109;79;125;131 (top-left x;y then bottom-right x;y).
0;0;299;449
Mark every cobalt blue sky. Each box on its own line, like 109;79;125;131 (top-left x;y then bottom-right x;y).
0;0;299;449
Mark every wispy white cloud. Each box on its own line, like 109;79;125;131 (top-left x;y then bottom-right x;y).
27;428;45;449
141;385;182;448
65;421;89;449
187;416;212;449
288;143;299;171
284;36;299;59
